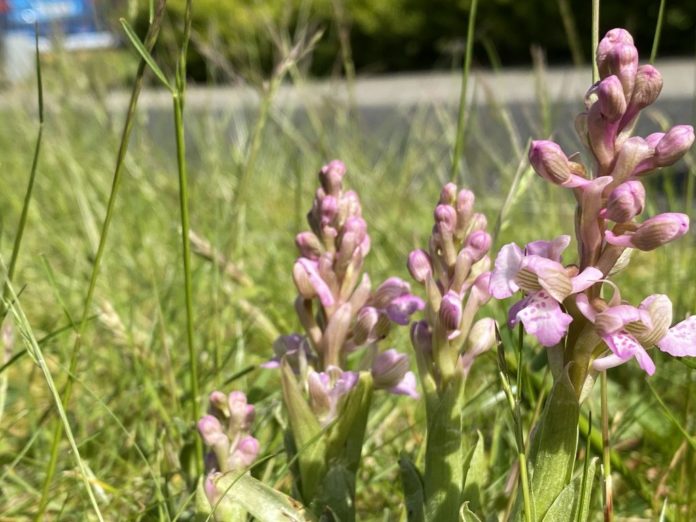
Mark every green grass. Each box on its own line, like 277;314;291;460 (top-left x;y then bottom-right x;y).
0;21;695;522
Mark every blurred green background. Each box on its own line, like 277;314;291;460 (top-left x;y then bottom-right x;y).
122;0;696;81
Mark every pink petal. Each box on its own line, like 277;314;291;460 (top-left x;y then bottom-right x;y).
604;230;635;248
603;332;655;375
562;175;592;188
514;291;573;346
525;235;571;262
507;296;529;328
575;294;597;321
389;371;420;399
571;267;603;293
595;304;643;336
657;316;696;357
490;243;524;299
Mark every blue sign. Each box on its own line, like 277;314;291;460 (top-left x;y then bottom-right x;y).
5;0;98;34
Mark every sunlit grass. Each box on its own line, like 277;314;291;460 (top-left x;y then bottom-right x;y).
0;21;695;520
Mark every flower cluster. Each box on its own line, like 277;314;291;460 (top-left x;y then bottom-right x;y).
268;160;422;424
198;390;260;473
408;183;496;384
492;28;695;374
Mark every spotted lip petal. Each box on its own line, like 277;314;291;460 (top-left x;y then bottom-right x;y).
510;290;573;347
657;316;696;357
602;332;656;375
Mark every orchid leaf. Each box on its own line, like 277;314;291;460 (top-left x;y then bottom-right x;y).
399;455;425;522
541;458;597;522
462;430;487;514
527;369;580;520
458;502;483;522
207;472;316;522
280;361;326;502
324;372;373;472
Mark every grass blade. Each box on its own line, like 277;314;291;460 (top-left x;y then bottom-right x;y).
450;0;479;180
120;18;173;92
4;280;105;521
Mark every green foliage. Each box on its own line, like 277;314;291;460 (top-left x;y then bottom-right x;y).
130;0;696;80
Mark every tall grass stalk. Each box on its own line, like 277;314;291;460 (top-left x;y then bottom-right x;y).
600;371;613;522
35;2;168;518
172;0;204;475
649;0;667;64
591;0;600;82
3;28;43;305
450;0;479;180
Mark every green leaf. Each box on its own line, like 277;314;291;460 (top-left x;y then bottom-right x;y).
280;362;326;502
424;374;467;522
119;18;173;91
527;369;580;521
541;458;597;522
315;373;373;521
208;472;316;522
462;430;487;514
458;502;483;522
399;455;425;522
324;372;373;472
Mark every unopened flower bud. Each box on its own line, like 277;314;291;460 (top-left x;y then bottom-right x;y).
353;306;380;345
372;277;411;308
468;213;488;234
439;291;463;339
456;189;475;221
459;317;497;374
292;259;335;307
654;125;695;167
410;320;433;358
466;317;497;357
208;391;228;416
471;272;492;305
600;180;645;222
228;391;254;431
597;75;626;122
319;160;346;196
605;212;690;251
407;249;432;283
463;230;492;262
227;436;261;471
529;140;588;187
597;28;634;77
608;136;653;183
386;294;425;325
319;196;338;227
434;204;457;234
340;190;362;219
371;348;410;389
629;65;663;112
601;43;638;97
198;415;227;447
296;232;322;260
439;182;458;205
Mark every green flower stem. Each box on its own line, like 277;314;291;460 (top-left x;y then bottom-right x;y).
424;372;467;522
601;371;613;521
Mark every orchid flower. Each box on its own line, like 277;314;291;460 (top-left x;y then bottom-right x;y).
490;237;602;346
576;294;696;375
